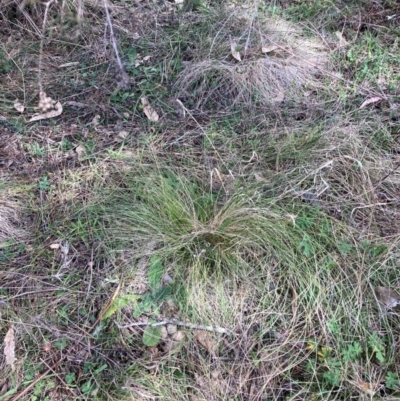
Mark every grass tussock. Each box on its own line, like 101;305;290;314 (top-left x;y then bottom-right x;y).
94;164;393;399
175;10;328;112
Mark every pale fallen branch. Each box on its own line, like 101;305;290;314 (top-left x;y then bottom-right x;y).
118;319;229;334
58;62;79;68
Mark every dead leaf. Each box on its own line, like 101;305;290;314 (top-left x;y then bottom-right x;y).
117;130;129;140
359;96;383;109
335;31;349;47
14;101;24;113
195;330;217;355
75;144;86;159
29;101;63;122
161;326;168;340
355;380;380;395
141;97;159;122
49;243;60;249
373;286;400;309
172;331;184;341
92;114;101;127
4;326;16;371
262;45;278;54
229;36;241;61
143;55;151;62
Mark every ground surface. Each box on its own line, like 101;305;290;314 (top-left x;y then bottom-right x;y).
1;0;400;400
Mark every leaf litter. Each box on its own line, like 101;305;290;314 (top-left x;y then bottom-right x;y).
4;325;16;371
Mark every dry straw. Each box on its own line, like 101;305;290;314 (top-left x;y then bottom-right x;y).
175;13;328;111
0;200;27;244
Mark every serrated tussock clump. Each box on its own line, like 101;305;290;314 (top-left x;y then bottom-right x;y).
175;10;328;112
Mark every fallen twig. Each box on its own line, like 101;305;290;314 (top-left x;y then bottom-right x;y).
9;368;52;401
118;318;229;334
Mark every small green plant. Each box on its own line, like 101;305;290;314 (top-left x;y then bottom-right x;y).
82;139;96;158
305;332;396;392
142;320;163;347
134;256;173;347
341;342;362;363
360;240;387;258
386;372;400;390
0;240;21;263
322;367;341;388
65;372;76;386
54;337;68;351
60;138;73;151
337;241;353;256
102;256;172;320
306;340;343;388
25;141;46;157
78;362;106;395
125;46;137;65
283;0;336;21
81;379;96;395
134;256;171;313
0;50;12;73
299;233;315;257
100;255;173;347
341;31;400;89
39;176;51;191
31;377;55;401
367;332;385;363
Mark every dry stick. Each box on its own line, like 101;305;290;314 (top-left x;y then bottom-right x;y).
118;318;229;334
5;288;66;302
38;0;55;94
351;203;390;221
103;0;128;87
9;368;52;401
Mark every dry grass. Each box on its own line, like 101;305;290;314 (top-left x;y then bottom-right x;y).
0;0;129;124
175;13;328;112
1;0;400;400
0;197;27;244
